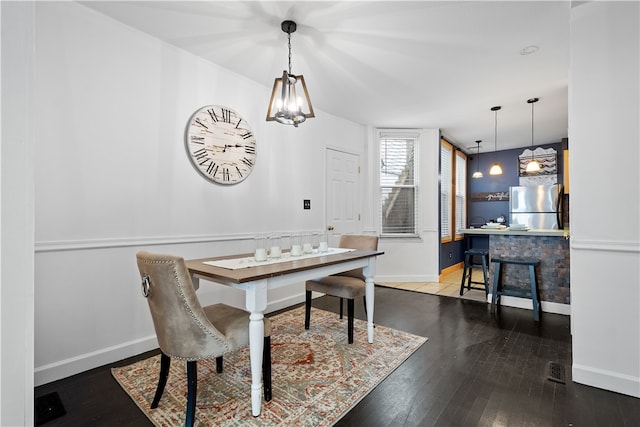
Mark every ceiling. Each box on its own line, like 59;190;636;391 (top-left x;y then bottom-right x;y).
78;1;571;154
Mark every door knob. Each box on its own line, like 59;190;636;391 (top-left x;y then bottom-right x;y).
327;225;334;231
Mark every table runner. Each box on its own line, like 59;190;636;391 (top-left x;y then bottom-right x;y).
203;247;355;270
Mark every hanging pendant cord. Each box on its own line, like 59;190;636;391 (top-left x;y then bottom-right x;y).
531;102;535;160
494;110;498;161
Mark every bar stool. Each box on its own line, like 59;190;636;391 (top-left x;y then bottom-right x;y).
459;249;490;296
491;258;541;321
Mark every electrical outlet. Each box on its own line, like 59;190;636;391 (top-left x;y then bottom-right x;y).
303;199;311;210
448;252;452;259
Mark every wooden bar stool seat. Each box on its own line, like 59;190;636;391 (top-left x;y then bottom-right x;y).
459;249;490;297
491;257;541;321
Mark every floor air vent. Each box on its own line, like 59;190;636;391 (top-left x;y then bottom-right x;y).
35;392;66;425
547;361;566;384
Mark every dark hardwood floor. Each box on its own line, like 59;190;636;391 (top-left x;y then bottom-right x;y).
35;287;639;426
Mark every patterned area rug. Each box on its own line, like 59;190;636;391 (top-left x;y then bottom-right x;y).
112;306;427;426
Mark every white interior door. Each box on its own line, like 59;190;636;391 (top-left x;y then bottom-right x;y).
325;148;360;246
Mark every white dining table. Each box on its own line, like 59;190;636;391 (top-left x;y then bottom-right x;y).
185;248;384;417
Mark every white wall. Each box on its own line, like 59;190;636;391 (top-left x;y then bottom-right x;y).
1;2;36;425
569;2;639;397
32;2;373;385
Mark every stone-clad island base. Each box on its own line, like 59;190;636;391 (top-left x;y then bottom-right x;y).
462;229;570;306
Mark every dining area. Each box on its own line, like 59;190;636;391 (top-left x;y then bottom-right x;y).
14;2;637;426
131;234;385;425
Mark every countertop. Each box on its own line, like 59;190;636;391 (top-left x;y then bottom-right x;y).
460;228;569;237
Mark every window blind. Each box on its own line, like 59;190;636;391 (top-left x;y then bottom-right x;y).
380;133;418;236
455;151;467;236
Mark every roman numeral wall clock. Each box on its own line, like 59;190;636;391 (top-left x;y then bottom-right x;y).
184;105;257;184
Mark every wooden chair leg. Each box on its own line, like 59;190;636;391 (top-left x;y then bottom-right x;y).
185;361;197;427
262;336;272;402
491;262;502;314
481;254;489;296
339;297;344;319
215;356;223;374
460;253;470;295
529;265;540;321
151;352;171;409
347;299;354;344
304;290;312;329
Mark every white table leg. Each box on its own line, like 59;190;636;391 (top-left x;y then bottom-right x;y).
364;258;376;343
243;279;268;417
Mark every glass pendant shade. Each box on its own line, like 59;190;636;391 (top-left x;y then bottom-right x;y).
472;170;484;179
489;163;503;175
266;20;314;127
266;70;314;127
525;158;541;173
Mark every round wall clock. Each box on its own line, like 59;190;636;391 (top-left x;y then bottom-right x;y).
184;105;257;184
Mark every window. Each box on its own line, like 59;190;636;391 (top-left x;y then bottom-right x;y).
441;139;467;242
379;131;418;236
455;150;467;239
440;140;453;242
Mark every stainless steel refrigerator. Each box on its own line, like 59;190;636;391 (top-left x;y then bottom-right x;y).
509;184;564;229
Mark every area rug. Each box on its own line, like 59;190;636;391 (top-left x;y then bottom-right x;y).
112;306;427;426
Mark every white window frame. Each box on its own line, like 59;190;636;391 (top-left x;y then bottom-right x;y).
455;150;467;240
440;139;453;243
441;138;467;243
378;130;419;237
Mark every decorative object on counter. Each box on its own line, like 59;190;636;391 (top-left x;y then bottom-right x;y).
508;224;530;231
471;191;509;202
481;223;506;230
489;106;503;175
266;20;314;127
525;97;541;173
472;140;483;178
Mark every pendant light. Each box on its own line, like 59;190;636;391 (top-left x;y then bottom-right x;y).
266;20;315;127
472;140;483;178
525;97;541;173
489;106;503;175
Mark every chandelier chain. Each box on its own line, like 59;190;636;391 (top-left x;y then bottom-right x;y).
287;32;292;74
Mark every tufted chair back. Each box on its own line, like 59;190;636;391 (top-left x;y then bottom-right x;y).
136;251;232;360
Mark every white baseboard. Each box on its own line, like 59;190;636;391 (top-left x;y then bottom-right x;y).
573;363;640;398
34;336;159;386
488;294;571;316
375;274;440;283
265;292;306;313
35;293;307;387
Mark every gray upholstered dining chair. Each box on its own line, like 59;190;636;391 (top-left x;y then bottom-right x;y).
136;251;272;427
304;234;379;344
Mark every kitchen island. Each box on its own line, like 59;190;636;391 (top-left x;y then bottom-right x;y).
461;228;570;313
